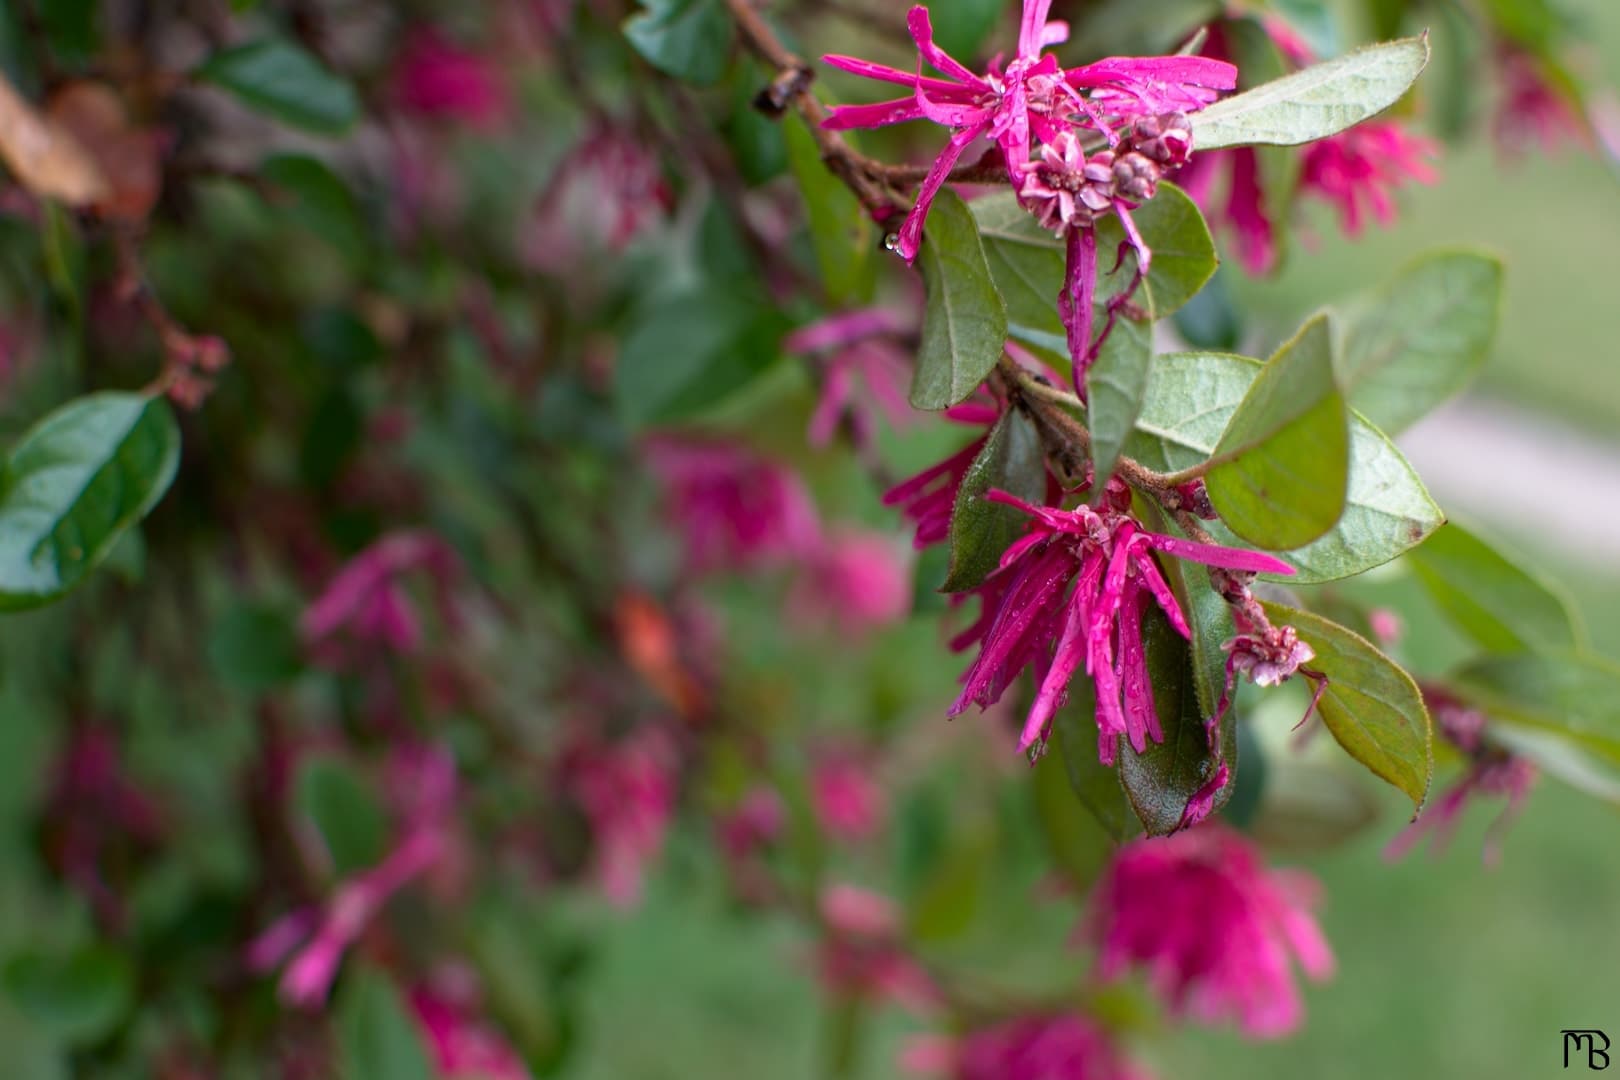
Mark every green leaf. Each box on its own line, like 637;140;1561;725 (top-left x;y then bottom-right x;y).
0;393;180;610
1450;651;1620;766
1205;315;1350;550
1126;351;1441;581
1337;251;1503;434
615;287;785;426
969;182;1215;349
1033;732;1120;883
1054;679;1139;842
1171;266;1243;351
623;0;735;86
1261;602;1432;808
260;154;368;260
3;947;133;1047
725;61;787;185
784;115;875;305
941;409;1045;592
929;0;1005;60
1406;520;1582;653
1117;604;1237;835
912;189;1007;410
197;39;360;134
296;757;389;876
337;967;434;1080
1488;725;1620;805
1191;35;1431;149
1085;307;1153;487
208;602;306;691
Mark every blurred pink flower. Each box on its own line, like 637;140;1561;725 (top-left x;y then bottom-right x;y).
302;530;462;663
565;726;678;907
811;751;886;842
1367;608;1403;646
1086;825;1334;1038
1384;693;1537;867
791;529;912;634
46;728;164;927
411;984;531;1080
786;308;916;447
645;436;821;574
527;127;670;272
717;786;787;859
883;399;1001;549
816;884;938;1008
392;29;511;129
905;1013;1149;1080
1493;45;1586;157
1299;121;1438;236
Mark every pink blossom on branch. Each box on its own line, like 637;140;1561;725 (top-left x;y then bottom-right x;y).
785;307;917;447
904;1012;1150;1080
391;29;511;129
790;529;914;634
563;725;678;907
1086;825;1334;1038
810;749;887;842
410;982;531;1080
302;530;463;663
1299;121;1438;235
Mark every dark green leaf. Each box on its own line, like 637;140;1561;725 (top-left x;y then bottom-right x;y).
296;757;388;876
1171;266;1242;351
1337;251;1503;434
1206;315;1350;550
941;409;1045;592
198;40;360;134
1117;604;1237;835
260;154;367;259
209;602;305;691
1407;520;1581;653
0;393;180;609
3;947;133;1047
1261;602;1432;808
1033;733;1120;883
912;189;1007;409
615;288;785;426
1192;36;1431;149
1125;351;1442;581
1054;678;1139;841
337;967;434;1080
40;0;98;59
725;62;787;184
784;115;875;305
623;0;735;86
1085;307;1153;487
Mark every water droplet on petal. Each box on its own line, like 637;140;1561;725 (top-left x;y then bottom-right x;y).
882;232;901;252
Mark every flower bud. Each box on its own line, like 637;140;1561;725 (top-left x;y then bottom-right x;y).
1111;151;1160;202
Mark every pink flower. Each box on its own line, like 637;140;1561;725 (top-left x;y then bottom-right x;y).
1299;121;1438;235
302;530;462;663
564;726;678;908
948;482;1293;769
1086;825;1334;1038
816;884;938;1008
1493;45;1586;157
786;308;917;447
1177;145;1277;274
392;29;510;129
821;0;1235;262
811;751;886;842
411;983;531;1080
716;786;787;859
248;828;446;1008
907;1013;1149;1080
791;529;913;634
1384;693;1537;867
882;399;1001;548
526;126;670;272
644;437;821;574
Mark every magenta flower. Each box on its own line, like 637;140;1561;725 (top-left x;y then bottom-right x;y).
564;725;678;908
790;529;913;634
948;482;1293;767
905;1013;1149;1080
1384;693;1537;867
1493;44;1586;157
1177;145;1277;274
811;749;887;842
392;28;511;129
1086;825;1334;1038
716;786;787;860
302;530;462;663
882;399;1001;548
816;884;939;1008
526;126;671;272
411;982;531;1080
1300;121;1438;235
822;1;1234;263
644;436;821;574
786;308;917;447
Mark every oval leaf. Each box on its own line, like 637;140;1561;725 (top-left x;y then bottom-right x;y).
1084;308;1153;487
1206;315;1350;550
912;188;1007;410
1337;250;1503;434
1261;601;1432;809
198;39;360;134
0;392;180;609
623;0;736;87
1124;351;1442;582
784;115;875;305
3;946;133;1047
1406;520;1582;654
1191;35;1431;149
1054;679;1140;842
941;410;1045;592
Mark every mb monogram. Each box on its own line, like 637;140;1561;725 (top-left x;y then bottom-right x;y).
1566;1030;1612;1070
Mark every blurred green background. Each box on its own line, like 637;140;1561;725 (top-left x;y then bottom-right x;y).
560;0;1620;1076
